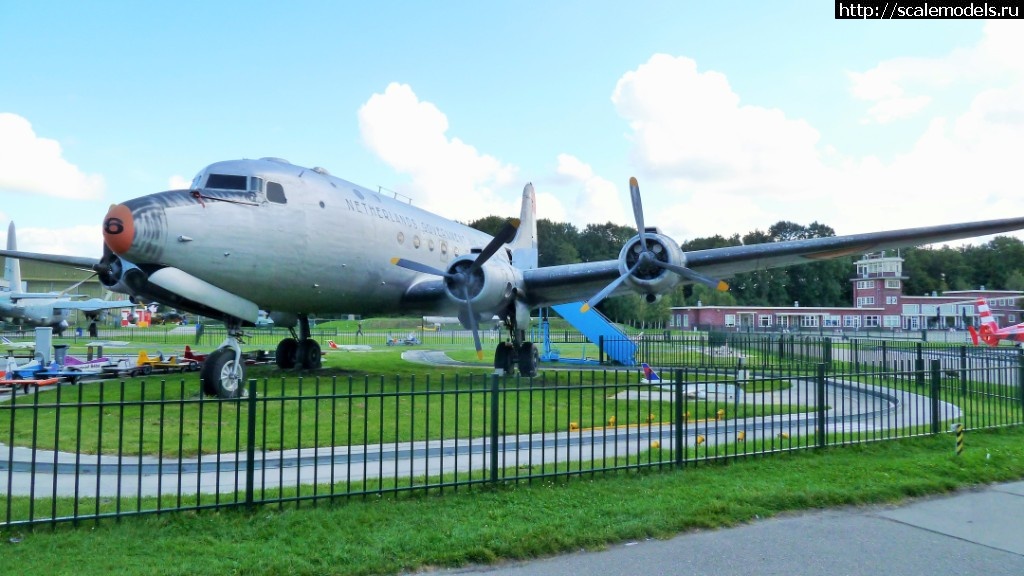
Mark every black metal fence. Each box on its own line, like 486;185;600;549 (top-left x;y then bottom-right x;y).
3;338;1024;529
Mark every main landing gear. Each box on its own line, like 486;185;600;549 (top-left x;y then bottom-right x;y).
202;314;322;399
274;314;321;370
494;314;539;378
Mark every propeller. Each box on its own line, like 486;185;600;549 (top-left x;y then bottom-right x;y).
392;218;520;359
58;272;99;299
580;177;728;314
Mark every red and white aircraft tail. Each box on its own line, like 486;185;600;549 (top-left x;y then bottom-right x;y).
968;297;1024;347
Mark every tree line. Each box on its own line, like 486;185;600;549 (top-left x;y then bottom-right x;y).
469;216;1024;324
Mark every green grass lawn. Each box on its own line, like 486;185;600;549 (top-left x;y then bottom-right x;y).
1;426;1022;576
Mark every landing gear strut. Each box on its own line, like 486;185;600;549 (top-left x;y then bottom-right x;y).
494;310;538;378
275;314;321;370
202;320;245;398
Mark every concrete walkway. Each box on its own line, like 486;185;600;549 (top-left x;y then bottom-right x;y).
422;480;1024;576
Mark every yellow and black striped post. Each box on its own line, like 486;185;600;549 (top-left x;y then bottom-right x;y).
953;423;964;456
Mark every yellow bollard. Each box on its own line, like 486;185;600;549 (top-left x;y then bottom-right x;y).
953;423;964;456
647;413;656;424
696;435;705;445
569;422;579;431
778;432;790;439
716;409;725;421
650;440;660;449
737;431;746;442
608;416;616;427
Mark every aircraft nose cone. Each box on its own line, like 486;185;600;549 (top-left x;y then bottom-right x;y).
103;203;135;255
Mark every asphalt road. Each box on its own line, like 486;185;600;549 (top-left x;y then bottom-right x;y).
419;480;1024;576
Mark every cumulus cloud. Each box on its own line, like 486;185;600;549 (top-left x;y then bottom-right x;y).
0;222;104;258
610;26;1024;244
849;21;1024;124
358;83;524;223
555;154;626;226
0;113;105;199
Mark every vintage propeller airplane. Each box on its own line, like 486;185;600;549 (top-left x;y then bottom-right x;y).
969;297;1024;346
2;222;129;335
4;157;1024;398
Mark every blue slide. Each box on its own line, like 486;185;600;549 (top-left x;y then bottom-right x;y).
551;302;636;366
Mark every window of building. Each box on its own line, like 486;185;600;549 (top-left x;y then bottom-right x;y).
844;316;861;328
857;280;875;289
883;315;900;327
759;314;771;327
902;304;920;315
856;296;875;307
864;315;881;328
885;279;901;289
886;296;898;305
824;315;841;327
724;314;736;328
801;315;818;327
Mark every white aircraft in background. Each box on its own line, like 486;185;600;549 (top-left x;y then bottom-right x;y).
1;222;129;335
4;157;1024;398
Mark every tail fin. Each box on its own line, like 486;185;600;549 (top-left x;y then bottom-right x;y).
968;325;980;346
1;336;12;346
641;362;661;383
4;222;22;292
510;183;538;270
976;298;998;329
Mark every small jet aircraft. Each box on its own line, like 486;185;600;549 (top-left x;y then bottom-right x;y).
968;297;1024;346
2;336;34;349
4;157;1024;398
1;222;129;335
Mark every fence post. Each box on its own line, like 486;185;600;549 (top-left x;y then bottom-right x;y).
490;373;500;484
930;359;941;435
674;368;684;468
915;356;925;389
245;378;258;508
824;337;832;371
959;346;967;397
1018;349;1024;411
881;341;888;373
599;335;605;364
816;363;827;448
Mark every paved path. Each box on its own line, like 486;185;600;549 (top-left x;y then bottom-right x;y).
420;480;1024;576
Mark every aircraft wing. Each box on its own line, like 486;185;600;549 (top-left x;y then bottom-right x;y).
58;299;130;313
520;216;1024;308
0;250;98;269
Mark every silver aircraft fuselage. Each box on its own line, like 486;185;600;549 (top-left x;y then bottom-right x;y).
103;158;494;321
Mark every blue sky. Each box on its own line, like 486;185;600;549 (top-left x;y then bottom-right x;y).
2;1;1021;257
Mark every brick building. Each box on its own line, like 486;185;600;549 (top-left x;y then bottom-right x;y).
670;252;1022;333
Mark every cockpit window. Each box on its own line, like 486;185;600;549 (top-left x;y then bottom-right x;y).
266;181;287;204
205;174;248;190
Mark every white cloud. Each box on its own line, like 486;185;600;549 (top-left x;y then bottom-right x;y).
168;175;191;189
555;154;626;226
1;222;104;258
358;83;524;223
609;29;1024;245
849;21;1024;124
0;113;105;199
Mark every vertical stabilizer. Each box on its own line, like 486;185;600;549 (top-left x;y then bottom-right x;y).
976;298;998;329
510;183;538;270
4;221;21;292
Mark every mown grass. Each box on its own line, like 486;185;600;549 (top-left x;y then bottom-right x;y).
1;426;1022;576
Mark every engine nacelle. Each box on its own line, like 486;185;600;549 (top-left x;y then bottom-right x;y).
444;255;522;328
618;229;685;298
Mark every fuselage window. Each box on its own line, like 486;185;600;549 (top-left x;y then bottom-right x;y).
250;177;264;193
205;174;248;190
266;181;287;204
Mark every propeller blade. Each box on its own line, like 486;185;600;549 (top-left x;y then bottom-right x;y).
968;325;979;346
580;261;641;313
461;284;484;360
391;257;450;278
629;177;648;251
468;218;520;274
652;260;729;292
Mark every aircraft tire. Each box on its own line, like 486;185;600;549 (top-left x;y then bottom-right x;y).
297;339;322;370
276;338;298;369
494;343;515;374
518;342;539;378
200;348;244;399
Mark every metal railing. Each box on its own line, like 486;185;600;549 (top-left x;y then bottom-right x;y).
3;345;1023;529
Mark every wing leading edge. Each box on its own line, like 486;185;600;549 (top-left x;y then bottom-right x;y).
520;215;1024;309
